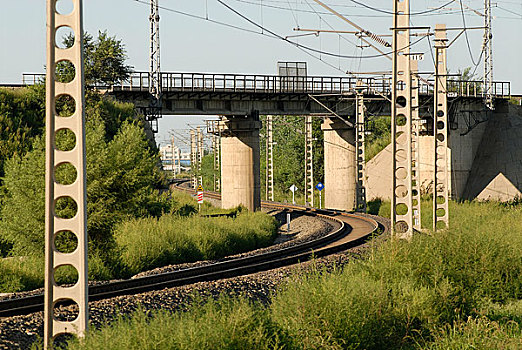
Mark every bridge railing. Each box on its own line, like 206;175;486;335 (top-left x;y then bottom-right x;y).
121;72;510;98
20;72;511;98
124;71;390;95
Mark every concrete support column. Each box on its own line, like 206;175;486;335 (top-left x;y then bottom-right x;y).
220;114;261;211
322;118;356;211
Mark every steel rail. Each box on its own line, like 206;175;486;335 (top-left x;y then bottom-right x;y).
0;186;381;318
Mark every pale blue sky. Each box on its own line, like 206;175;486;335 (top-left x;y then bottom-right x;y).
1;0;521;146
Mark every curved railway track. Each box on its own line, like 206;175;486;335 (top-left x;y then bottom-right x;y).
0;184;383;318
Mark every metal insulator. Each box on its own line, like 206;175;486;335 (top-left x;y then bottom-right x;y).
364;30;392;48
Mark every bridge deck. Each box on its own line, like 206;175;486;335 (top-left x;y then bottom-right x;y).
3;72;511;117
17;72;511;98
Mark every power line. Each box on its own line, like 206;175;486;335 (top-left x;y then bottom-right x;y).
458;0;481;67
347;0;458;16
496;5;522;18
230;0;465;18
216;0;428;60
133;0;269;37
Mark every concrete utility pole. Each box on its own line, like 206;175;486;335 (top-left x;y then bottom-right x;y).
433;24;450;231
197;127;203;186
354;81;367;213
411;60;422;231
171;136;176;177
305;115;314;207
212;133;221;192
265;115;275;202
174;144;181;176
391;0;414;239
147;0;162;132
483;0;493;110
190;130;197;189
45;0;88;347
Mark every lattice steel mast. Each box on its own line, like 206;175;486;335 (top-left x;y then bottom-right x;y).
45;0;88;346
483;0;493;109
147;0;162;132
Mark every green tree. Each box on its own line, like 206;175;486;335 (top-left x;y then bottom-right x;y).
0;104;169;259
60;31;133;87
0;86;45;179
259;116;324;201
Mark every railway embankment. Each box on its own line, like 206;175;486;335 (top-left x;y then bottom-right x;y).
25;200;522;350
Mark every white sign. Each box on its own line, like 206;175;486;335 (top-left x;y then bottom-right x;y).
289;184;298;205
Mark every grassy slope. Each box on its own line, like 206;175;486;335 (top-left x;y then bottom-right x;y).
66;200;521;350
0;192;278;292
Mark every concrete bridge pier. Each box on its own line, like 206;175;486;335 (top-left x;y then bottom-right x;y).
220;113;262;211
322;117;357;211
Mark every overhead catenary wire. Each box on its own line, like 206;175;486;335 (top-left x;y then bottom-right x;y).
134;0;426;61
133;0;268;36
458;0;482;67
216;0;429;60
230;0;465;18
347;0;458;16
302;0;359;56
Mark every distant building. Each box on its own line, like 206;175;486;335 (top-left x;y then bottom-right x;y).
159;144;191;174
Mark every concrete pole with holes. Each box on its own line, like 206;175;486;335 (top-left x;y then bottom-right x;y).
355;81;367;213
171;136;176;177
174;145;181;175
213;133;221;192
391;0;414;239
44;0;88;347
265;115;275;202
197;126;203;186
433;24;449;231
190;130;197;189
411;60;422;231
305;115;314;207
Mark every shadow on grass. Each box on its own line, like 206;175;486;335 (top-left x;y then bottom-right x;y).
367;198;382;215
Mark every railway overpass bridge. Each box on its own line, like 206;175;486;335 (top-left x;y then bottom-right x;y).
11;71;514;211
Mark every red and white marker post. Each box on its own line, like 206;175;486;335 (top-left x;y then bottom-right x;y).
197;185;204;212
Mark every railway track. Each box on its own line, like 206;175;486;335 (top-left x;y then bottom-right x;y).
0;185;382;318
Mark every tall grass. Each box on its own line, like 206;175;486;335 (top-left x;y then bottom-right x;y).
67;200;521;350
0;252;110;293
114;212;278;275
1;191;278;293
66;297;280;350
